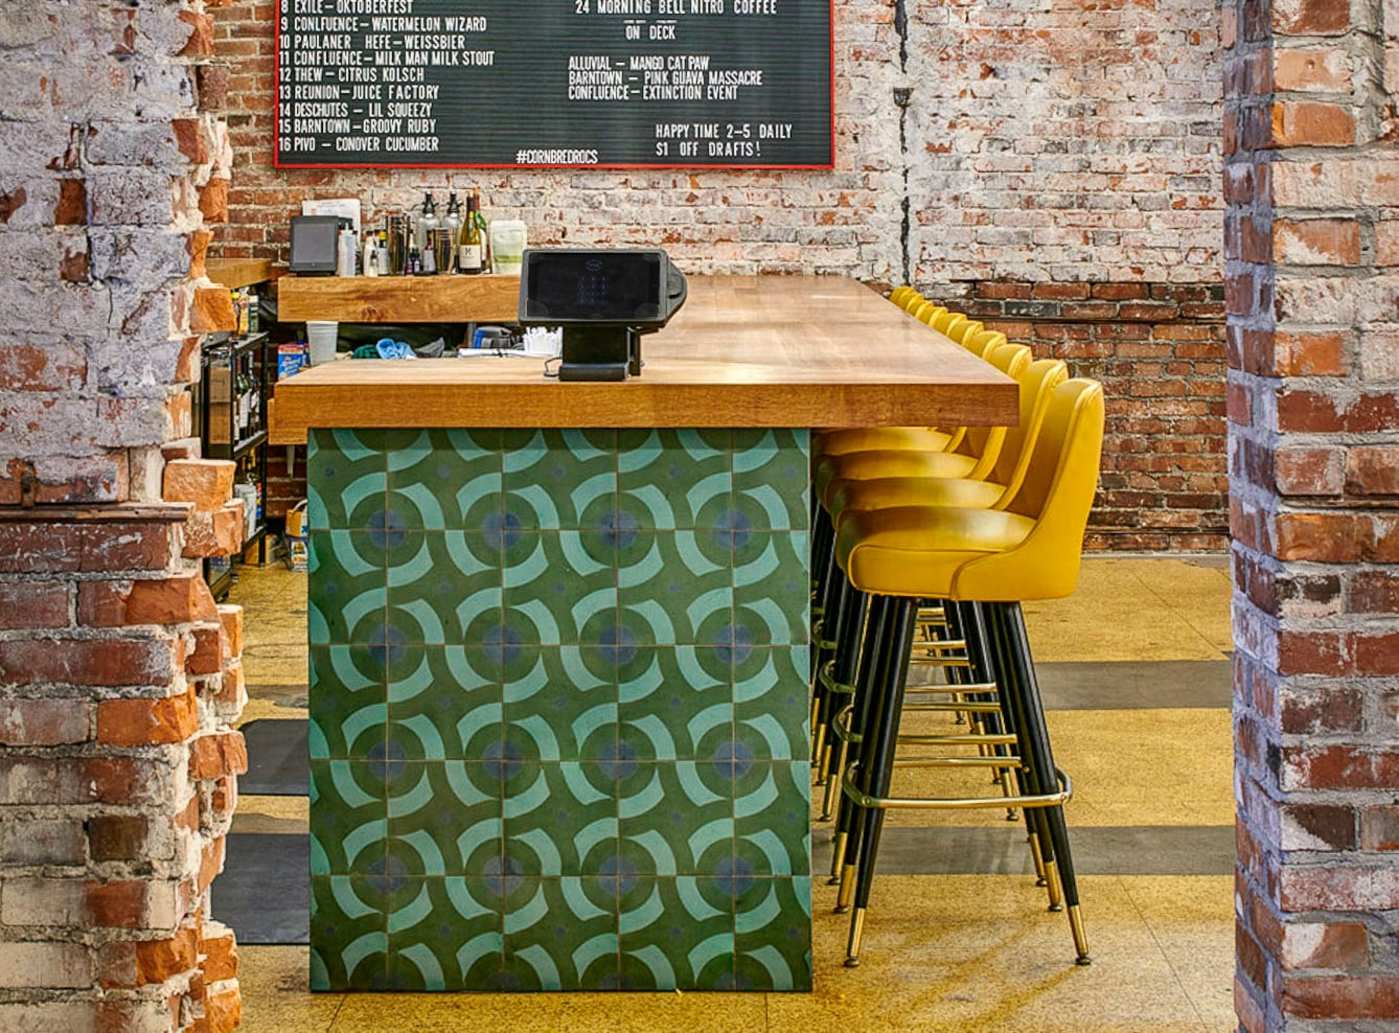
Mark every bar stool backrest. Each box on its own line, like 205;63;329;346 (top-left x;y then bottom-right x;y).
917;304;947;326
965;330;1008;359
890;286;913;307
939;313;968;340
989;359;1068;506
951;320;985;345
931;309;960;333
955;379;1105;600
903;293;927;314
958;343;1031;467
912;301;938;322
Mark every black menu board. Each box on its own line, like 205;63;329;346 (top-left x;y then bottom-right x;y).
275;1;834;169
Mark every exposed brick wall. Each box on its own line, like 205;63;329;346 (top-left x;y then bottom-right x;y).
0;3;248;1030
964;281;1229;551
211;0;1228;550
1226;0;1399;1029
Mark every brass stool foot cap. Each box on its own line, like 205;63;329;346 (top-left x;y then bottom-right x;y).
1035;878;1048;887
826;876;841;887
1075;955;1092;967
833;905;850;914
1048;903;1064;913
843;957;860;969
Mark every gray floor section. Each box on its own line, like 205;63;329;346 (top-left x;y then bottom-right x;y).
217;833;310;944
239;719;309;796
1035;660;1232;710
812;823;1234;877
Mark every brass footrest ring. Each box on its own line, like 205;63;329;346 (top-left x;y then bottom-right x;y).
842;764;1073;812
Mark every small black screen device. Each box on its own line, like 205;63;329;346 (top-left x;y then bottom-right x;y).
518;249;688;381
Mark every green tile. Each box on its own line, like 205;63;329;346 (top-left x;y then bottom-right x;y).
733;429;811;532
308;532;386;646
385;761;501;876
496;877;620;990
619;877;734;990
734;877;812;991
386;532;503;646
619;429;733;530
310;760;387;877
503;647;617;763
308;429;387;531
503;531;618;646
385;876;502;990
619;647;732;762
504;761;619;877
386;646;502;762
386;429;504;532
504;429;618;530
619;531;733;647
309;645;386;761
733;531;810;646
619;762;734;877
733;646;811;762
733;761;810;877
310;875;388;991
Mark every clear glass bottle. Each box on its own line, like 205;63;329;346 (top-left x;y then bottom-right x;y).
443;193;463;273
460;194;483;275
415;192;437;253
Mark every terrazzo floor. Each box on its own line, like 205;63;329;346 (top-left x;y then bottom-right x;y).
224;554;1236;1032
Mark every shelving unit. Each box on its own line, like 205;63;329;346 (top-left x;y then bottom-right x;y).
197;331;271;599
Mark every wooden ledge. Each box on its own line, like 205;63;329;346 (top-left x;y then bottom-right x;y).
0;502;194;524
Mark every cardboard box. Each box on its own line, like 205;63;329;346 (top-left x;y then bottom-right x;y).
286;500;309;537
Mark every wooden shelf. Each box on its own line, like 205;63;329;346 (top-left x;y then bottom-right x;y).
270;276;1019;441
206;258;279;290
277;273;521;324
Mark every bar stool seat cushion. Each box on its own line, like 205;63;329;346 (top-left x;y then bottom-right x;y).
815;449;978;508
835;505;1034;598
816;427;954;458
828;475;1004;522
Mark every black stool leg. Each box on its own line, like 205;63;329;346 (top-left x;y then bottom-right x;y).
832;594;891;899
844;596;917;967
979;603;1057;903
1001;602;1090;965
814;575;856;788
820;584;868;821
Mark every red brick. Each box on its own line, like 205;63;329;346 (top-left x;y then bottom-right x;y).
1349;571;1399;614
0;636;177;688
1273;446;1345;496
1360;806;1399;851
188;730;249;781
1274;512;1372;562
1280;921;1369;970
1355;632;1399;675
183;500;244;558
199;178;229;223
88;815;153;862
1283;976;1399;1020
1346;445;1399;496
79;574;213;627
1271;101;1356;146
0;698;91;746
0;522;173;575
205;983;242;1033
197;836;226;893
1272;0;1349;35
96;686;198;746
136;927;199;985
1282;745;1399;791
1273;218;1361;265
187;623;225;675
217;605;244;658
190;287;236;334
1273;47;1350;91
200;921;238;983
0;581;69;629
163;459;235;511
1281;803;1356;850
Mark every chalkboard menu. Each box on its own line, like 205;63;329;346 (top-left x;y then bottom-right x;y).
275;1;834;170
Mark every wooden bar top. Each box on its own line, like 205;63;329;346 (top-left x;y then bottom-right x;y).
278;273;520;324
270;276;1017;442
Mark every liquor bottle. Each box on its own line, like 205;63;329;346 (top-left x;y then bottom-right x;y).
443;193;463;273
459;193;484;275
471;189;491;273
415;192;437;252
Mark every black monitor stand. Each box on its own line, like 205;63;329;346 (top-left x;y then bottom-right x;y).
558;326;644;382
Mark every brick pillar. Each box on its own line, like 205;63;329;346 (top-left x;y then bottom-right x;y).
0;3;245;1031
1226;0;1399;1028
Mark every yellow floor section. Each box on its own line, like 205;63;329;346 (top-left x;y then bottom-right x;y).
227;555;1237;1033
1023;557;1232;663
239;874;1234;1033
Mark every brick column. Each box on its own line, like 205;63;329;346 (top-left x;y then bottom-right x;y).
0;3;246;1031
1226;0;1399;1028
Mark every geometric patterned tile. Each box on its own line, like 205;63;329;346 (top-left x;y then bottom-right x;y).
309;427;812;991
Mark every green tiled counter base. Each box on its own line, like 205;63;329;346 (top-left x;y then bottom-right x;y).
307;429;812;992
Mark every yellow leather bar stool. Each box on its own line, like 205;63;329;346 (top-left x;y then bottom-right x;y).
830;379;1105;969
901;292;927;314
813;359;1068;818
889;286;915;307
813;343;1032;511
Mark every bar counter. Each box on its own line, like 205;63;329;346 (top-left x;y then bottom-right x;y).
275;276;1016;994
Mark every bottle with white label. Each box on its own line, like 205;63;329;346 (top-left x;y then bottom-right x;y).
459;193;484;275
